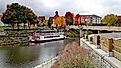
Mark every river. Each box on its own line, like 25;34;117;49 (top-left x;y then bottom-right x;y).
0;39;77;68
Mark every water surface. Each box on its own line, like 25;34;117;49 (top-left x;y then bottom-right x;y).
0;39;78;68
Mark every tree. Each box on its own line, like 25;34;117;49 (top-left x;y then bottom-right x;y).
65;12;74;25
1;3;38;29
42;20;48;26
102;14;118;26
66;17;73;25
75;14;81;25
48;18;53;27
53;16;66;28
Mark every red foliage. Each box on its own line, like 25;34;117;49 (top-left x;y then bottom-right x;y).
65;11;74;22
75;14;81;25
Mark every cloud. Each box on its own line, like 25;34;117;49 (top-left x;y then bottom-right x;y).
0;0;121;17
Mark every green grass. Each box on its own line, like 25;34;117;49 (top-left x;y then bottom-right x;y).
0;26;35;30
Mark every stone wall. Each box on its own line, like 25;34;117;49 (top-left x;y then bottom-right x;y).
0;30;36;46
100;36;109;52
0;36;28;46
4;30;35;36
113;39;121;61
87;33;121;62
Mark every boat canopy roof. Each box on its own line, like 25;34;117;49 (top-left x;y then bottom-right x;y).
36;30;57;33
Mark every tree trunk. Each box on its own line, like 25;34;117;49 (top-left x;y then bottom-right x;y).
17;23;19;29
28;23;30;29
12;23;14;29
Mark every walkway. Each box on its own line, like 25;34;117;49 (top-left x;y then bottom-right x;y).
80;38;121;68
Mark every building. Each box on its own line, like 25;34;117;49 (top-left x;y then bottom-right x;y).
116;16;121;26
75;14;81;25
0;15;4;26
37;16;46;22
117;16;121;20
80;15;102;25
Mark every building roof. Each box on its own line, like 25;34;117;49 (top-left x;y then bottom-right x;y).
117;16;121;20
38;16;45;19
80;14;102;18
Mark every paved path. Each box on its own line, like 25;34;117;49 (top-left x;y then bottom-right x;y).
80;38;121;68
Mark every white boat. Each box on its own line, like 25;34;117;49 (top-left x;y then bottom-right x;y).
29;30;65;43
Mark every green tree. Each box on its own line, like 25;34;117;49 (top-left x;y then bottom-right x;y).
65;12;74;25
102;14;118;26
66;17;73;25
1;3;38;29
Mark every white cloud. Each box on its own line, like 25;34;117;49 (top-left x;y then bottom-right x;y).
0;0;121;17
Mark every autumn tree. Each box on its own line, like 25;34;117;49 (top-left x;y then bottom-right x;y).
75;14;81;25
1;3;38;29
48;17;53;27
53;16;66;27
42;20;48;26
102;14;118;26
65;12;74;25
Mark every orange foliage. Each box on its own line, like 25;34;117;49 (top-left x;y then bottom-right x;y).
53;16;66;27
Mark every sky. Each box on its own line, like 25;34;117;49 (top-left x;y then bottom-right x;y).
0;0;121;17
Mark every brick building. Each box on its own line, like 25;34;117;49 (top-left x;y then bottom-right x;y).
37;16;45;22
117;16;121;20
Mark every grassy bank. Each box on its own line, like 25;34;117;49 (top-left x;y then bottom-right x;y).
51;41;98;68
64;29;80;37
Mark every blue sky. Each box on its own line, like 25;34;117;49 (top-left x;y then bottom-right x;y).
0;0;121;17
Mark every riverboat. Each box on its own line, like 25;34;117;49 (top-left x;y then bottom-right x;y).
29;30;65;43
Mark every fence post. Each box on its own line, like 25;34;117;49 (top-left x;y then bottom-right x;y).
97;35;101;49
90;36;93;44
108;38;114;57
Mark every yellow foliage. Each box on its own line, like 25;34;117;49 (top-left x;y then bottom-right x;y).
53;16;66;27
41;20;48;26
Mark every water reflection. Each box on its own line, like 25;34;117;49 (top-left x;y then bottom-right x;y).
0;40;65;68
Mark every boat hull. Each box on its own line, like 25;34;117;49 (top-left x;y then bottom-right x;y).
29;38;65;43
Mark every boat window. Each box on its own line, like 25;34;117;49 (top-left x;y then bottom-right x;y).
36;30;57;33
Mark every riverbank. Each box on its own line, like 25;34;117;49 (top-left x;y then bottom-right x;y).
64;29;80;37
0;29;35;46
51;41;97;68
0;28;80;46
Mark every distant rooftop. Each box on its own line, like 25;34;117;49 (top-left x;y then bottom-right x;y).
80;14;101;18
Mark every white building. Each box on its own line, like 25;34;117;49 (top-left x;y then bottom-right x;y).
0;15;4;26
80;14;102;25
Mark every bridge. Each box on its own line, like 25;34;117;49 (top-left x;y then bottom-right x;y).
69;25;121;31
82;26;121;31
